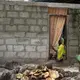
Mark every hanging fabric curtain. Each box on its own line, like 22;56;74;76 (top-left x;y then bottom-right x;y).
52;16;66;47
48;8;67;54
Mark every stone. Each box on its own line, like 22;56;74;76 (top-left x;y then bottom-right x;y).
0;45;6;51
14;32;25;37
0;18;10;24
5;5;10;10
0;39;4;44
42;19;48;25
14;45;24;52
24;52;29;58
0;11;5;17
68;34;78;40
37;33;48;38
26;19;36;25
16;38;30;45
26;32;37;37
18;25;29;31
20;12;29;18
37;46;47;52
68;46;78;57
0;32;13;38
29;52;41;58
31;39;41;45
31;12;42;18
25;6;36;12
0;4;4;10
14;19;24;24
37;19;43;25
7;45;13;51
17;52;25;58
0;25;3;31
6;25;17;31
41;52;48;58
42;13;48;18
36;7;48;12
7;12;18;17
25;46;36;52
6;39;17;44
30;26;41;32
42;39;49;45
42;26;48;32
4;52;16;58
0;52;4;57
69;40;78;46
14;5;24;11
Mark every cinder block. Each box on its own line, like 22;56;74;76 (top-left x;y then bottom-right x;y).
37;19;43;25
41;52;48;58
42;19;48;25
0;18;11;24
25;46;36;52
37;33;48;38
68;34;78;40
18;25;29;31
0;32;13;38
17;52;25;58
42;13;48;18
14;45;24;51
17;38;30;45
31;39;41;45
7;12;18;17
42;39;48;45
4;52;16;58
0;52;4;57
25;6;36;12
36;7;48;12
0;25;3;31
0;4;4;10
7;45;13;51
0;45;6;51
42;26;48;32
68;46;78;57
37;46;47;52
30;26;41;32
20;12;29;18
0;39;4;44
14;19;24;24
31;12;42;18
0;11;5;17
24;52;29;58
14;5;24;11
6;25;17;31
69;40;78;46
29;52;41;58
38;19;48;25
26;19;36;25
6;39;17;44
14;32;25;37
26;32;37;37
5;5;10;10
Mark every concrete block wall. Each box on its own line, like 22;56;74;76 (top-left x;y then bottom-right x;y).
0;2;49;60
67;9;79;60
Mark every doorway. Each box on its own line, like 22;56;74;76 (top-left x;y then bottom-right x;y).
49;15;67;60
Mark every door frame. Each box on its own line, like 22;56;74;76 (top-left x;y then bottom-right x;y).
48;14;68;60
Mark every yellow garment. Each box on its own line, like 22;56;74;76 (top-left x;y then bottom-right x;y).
57;44;66;60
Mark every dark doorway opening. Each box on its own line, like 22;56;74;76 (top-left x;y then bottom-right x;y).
49;15;67;60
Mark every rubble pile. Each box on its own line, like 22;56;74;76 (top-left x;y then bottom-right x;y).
0;62;79;80
15;65;78;80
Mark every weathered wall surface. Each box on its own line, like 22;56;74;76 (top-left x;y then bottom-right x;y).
0;1;49;61
67;9;79;63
